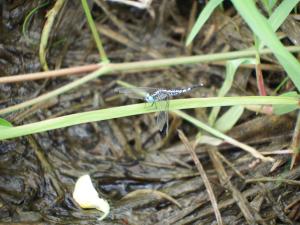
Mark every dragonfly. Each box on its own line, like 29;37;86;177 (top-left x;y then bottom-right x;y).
115;84;203;133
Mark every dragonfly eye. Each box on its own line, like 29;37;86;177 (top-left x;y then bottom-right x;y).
145;94;154;103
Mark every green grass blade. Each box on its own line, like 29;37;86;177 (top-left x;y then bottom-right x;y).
81;0;109;62
214;105;244;132
273;92;300;115
0;118;13;127
208;58;255;125
268;0;299;31
186;0;224;46
0;96;298;140
232;0;300;92
258;0;299;50
260;0;278;15
22;1;50;44
175;110;273;162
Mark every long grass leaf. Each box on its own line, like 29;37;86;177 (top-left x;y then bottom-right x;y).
0;118;13;127
186;0;224;45
22;1;50;44
208;58;255;125
214;105;244;132
232;0;300;92
268;0;299;31
260;0;278;15
0;96;298;140
258;0;299;50
81;0;108;62
273;92;300;115
175;110;273;162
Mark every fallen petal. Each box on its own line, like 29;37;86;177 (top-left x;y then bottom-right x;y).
73;174;110;221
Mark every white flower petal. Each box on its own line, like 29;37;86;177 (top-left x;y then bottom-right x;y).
73;174;110;221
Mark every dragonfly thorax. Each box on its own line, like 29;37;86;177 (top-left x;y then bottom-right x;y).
145;94;155;103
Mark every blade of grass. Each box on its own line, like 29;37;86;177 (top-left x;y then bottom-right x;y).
0;66;112;115
231;0;300;91
81;0;109;62
22;1;50;44
259;0;299;50
214;105;244;132
2;46;300;116
260;0;277;15
0;118;13;127
175;110;273;162
273;92;300;115
208;58;255;125
39;0;65;71
268;0;299;32
272;76;289;94
0;96;298;140
186;0;224;46
260;0;299;93
0;64;101;84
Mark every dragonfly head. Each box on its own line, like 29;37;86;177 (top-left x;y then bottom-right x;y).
145;94;155;103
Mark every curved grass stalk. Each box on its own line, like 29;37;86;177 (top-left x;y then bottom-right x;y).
22;1;50;44
39;0;65;71
0;96;298;140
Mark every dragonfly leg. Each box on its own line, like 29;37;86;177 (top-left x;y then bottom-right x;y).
152;102;158;109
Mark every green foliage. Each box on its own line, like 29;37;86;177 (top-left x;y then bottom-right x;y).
232;0;300;92
187;0;300;91
209;58;255;126
0;118;13;128
22;1;50;44
261;0;278;15
81;0;109;62
3;0;300;141
214;105;244;132
186;0;224;46
273;92;300;115
259;0;299;49
0;96;298;140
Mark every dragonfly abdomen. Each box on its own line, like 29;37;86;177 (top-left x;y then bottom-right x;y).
150;87;195;101
165;87;193;96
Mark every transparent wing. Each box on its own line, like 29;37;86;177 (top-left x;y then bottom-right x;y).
155;91;169;101
156;111;168;131
114;87;159;99
155;99;169;132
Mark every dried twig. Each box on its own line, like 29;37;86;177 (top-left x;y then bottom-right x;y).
121;189;182;208
207;146;263;225
290;110;300;169
246;177;300;186
0;64;100;84
178;130;223;225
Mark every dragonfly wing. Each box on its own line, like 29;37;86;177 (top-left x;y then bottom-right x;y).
155;100;169;132
156;111;167;131
115;87;159;99
114;87;145;99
